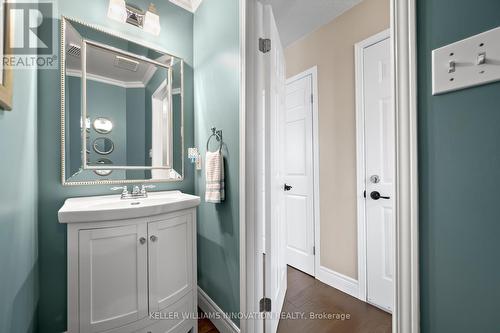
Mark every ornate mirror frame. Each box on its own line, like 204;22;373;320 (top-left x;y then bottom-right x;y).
60;16;185;186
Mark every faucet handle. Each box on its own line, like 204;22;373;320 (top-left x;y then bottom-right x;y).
111;186;128;194
141;184;156;193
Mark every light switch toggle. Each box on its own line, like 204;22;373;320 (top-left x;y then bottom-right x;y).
448;60;456;73
476;52;486;65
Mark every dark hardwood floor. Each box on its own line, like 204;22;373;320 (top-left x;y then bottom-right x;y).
198;309;220;333
197;266;390;333
277;266;392;333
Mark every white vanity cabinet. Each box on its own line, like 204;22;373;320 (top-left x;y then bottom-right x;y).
78;224;149;332
148;214;193;313
59;191;200;333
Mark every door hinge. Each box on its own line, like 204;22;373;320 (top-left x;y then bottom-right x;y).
313;246;316;255
259;297;272;312
259;38;271;53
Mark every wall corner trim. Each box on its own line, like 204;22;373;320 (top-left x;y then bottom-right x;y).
316;266;360;300
198;286;240;333
392;0;420;331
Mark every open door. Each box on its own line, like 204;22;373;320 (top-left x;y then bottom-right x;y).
261;4;287;333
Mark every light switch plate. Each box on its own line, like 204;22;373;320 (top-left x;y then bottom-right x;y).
432;26;500;95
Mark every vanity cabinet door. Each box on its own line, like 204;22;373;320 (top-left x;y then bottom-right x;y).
148;213;193;312
79;224;148;333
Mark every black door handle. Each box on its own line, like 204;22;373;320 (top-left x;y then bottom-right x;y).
284;184;293;191
370;191;390;200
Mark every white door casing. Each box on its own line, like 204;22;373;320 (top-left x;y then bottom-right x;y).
356;31;394;313
148;213;193;312
263;4;287;333
78;224;148;333
152;79;173;179
284;73;315;276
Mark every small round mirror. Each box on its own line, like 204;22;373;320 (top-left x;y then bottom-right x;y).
92;137;114;155
93;117;113;134
94;158;113;176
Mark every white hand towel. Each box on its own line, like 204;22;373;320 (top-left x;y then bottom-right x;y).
205;151;225;203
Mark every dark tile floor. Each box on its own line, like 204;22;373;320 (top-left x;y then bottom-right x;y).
277;266;392;333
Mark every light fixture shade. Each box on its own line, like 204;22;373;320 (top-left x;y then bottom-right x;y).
143;10;161;36
107;0;127;23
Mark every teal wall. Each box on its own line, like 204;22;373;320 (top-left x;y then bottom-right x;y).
66;77;128;177
87;81;127;166
126;87;146;178
66;76;81;176
418;1;500;332
0;37;39;333
37;1;194;331
194;0;240;326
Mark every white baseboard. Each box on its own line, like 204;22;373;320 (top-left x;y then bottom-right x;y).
197;286;240;333
316;266;360;300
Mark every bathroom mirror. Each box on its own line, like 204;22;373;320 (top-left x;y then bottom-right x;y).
92;137;114;155
93;117;113;134
61;17;184;185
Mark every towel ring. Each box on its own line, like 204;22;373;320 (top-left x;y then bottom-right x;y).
206;127;223;152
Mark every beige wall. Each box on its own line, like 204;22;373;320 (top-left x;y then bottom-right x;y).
285;0;390;279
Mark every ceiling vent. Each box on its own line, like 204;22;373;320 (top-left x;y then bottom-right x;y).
67;43;81;57
114;55;139;72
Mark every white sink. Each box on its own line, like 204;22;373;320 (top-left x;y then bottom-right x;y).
58;190;200;223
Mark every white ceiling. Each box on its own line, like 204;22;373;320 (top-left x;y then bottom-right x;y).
64;22;171;88
264;0;364;47
169;0;203;13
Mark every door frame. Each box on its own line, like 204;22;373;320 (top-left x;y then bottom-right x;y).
285;66;320;277
151;80;173;170
242;0;419;332
354;28;391;304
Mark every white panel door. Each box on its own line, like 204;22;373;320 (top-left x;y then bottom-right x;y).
284;74;315;276
364;37;394;312
79;224;148;333
263;5;287;333
148;213;193;312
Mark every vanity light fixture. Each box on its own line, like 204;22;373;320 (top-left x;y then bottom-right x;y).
107;0;127;23
107;0;161;36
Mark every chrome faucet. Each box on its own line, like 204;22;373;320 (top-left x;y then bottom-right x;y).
111;185;156;199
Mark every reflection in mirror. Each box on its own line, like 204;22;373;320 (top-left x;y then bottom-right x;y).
93;117;113;134
83;39;170;172
94;158;113;177
93;137;114;155
62;17;184;184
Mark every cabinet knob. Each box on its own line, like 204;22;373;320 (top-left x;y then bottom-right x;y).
139;237;146;245
150;235;158;242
